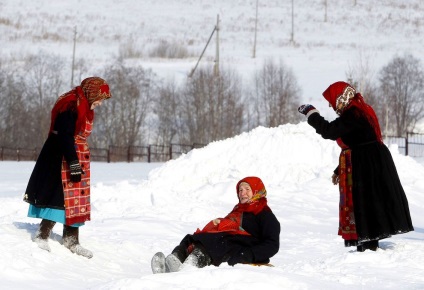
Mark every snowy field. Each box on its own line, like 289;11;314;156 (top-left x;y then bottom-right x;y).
1;0;424;121
1;122;424;290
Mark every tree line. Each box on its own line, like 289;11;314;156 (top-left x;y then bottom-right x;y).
1;53;423;151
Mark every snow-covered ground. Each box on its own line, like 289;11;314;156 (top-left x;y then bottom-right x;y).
1;122;423;289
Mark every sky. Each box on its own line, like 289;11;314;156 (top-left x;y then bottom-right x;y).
1;122;424;289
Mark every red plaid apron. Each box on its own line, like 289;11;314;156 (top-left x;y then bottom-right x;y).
61;118;92;225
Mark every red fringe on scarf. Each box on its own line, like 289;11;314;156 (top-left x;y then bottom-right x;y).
195;198;270;236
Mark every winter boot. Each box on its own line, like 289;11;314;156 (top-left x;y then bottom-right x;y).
62;225;93;259
182;245;211;269
165;254;183;272
34;219;56;252
165;245;187;273
357;240;379;252
151;252;167;274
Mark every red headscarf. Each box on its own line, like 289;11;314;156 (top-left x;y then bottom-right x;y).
80;77;111;106
195;177;270;235
323;81;382;143
49;77;111;136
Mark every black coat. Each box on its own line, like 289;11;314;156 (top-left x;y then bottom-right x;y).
307;108;414;241
178;209;280;266
24;110;79;209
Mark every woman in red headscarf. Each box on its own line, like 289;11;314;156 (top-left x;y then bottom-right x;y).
298;81;413;252
24;77;111;258
151;176;280;274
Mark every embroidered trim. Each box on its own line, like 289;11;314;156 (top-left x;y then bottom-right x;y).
335;86;355;115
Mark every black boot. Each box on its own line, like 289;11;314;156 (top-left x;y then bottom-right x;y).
367;240;379;251
357;240;379;252
171;245;188;262
183;244;212;268
62;225;93;259
34;219;56;252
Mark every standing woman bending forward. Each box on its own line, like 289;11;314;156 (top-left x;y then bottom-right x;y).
24;77;111;258
298;81;413;252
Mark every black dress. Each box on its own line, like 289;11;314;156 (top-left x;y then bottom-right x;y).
24;110;78;209
307;107;414;242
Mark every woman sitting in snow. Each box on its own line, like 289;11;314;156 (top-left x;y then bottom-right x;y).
151;176;280;273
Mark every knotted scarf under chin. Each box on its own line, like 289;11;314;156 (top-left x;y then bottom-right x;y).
194;197;270;236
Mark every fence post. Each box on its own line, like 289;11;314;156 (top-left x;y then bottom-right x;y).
0;147;3;161
406;132;409;156
127;146;131;163
148;145;151;163
169;144;172;160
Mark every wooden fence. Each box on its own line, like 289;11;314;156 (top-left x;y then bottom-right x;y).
1;132;424;162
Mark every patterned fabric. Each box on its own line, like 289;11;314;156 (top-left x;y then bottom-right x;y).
80;77;111;106
323;81;354;114
336;139;358;241
195;212;251;236
236;176;267;202
61;118;92;225
50;87;93;137
50;77;110;137
195;177;270;235
322;81;383;143
335;86;355;115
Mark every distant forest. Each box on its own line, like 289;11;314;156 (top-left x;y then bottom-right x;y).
1;53;423;150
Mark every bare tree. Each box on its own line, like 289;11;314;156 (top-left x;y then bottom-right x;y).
1;60;64;149
92;61;156;148
345;51;385;130
251;59;301;128
379;54;424;136
153;79;184;145
0;70;27;147
24;52;66;146
181;66;244;144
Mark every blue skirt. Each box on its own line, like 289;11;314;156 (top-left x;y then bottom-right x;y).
28;205;84;227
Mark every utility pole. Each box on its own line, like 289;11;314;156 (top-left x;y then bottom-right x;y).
71;26;77;88
189;16;219;78
253;0;259;58
290;0;294;43
324;0;327;22
214;14;220;77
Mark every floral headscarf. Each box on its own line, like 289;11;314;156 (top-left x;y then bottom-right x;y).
323;81;382;143
50;77;111;136
194;176;270;235
80;77;111;105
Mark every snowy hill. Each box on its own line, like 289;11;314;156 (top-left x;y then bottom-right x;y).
1;122;424;289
